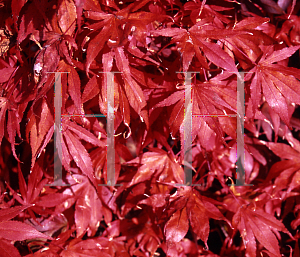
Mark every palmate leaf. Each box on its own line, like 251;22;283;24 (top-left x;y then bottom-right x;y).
17;0;46;43
0;203;50;256
155;78;236;146
65;174;103;238
115;47;147;117
164;187;229;254
0;221;53;241
6;160;67;211
232;205;291;257
1;0;300;255
0;59;35;163
0;94;26;163
59;62;84;115
56;0;77;36
26;98;53;169
33;43;61;87
63;119;105;147
247;45;300;125
125;149;184;187
0;205;32;223
28;0;78;86
84;0;166;75
59;116;105;187
99;46;148;129
151;19;242;73
225;17;272;69
184;1;232;24
265;141;300;194
186;190;230;249
81;75;100;104
62;125;97;187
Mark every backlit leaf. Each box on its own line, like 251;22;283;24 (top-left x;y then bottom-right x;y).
0;221;53;241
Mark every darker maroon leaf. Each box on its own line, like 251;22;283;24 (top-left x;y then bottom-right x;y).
0;239;21;257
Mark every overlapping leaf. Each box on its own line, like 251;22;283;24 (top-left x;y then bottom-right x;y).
186;190;230;248
61;237;130;257
66;174;103;237
26;98;53;169
62;120;101;187
164;187;229;254
125;149;184;187
151;20;242;73
99;46;148;129
0;239;21;257
246;45;300;125
0;221;53;241
265;141;300;194
225;17;272;69
84;1;166;74
155;79;236;145
165;206;189;250
0;0;300;256
0;203;52;251
232;205;291;257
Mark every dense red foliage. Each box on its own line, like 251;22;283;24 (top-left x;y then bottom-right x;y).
0;0;300;256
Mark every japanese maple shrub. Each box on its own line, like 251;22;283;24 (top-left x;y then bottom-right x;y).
0;0;300;256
